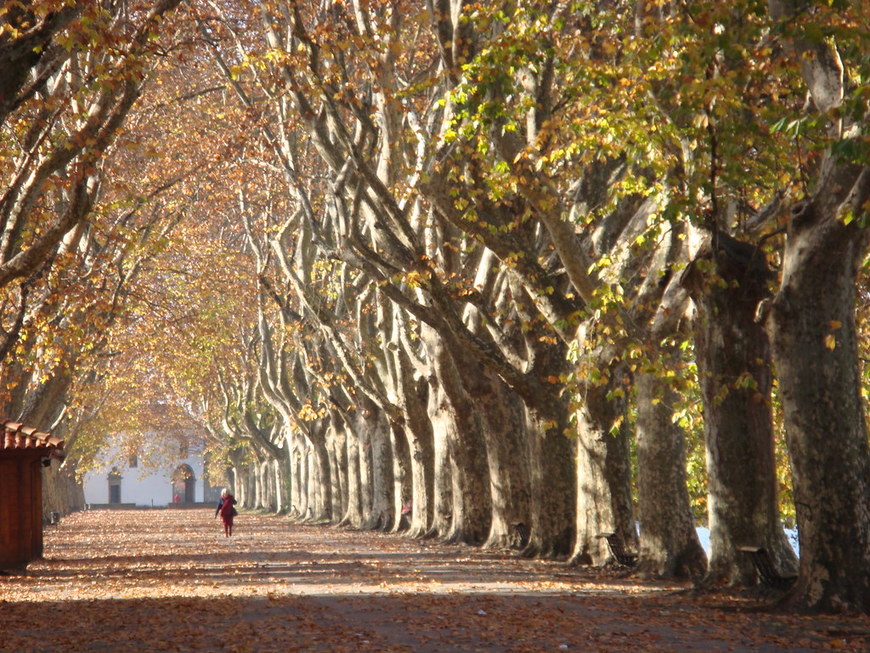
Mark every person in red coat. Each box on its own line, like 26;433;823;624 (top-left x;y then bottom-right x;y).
215;488;237;537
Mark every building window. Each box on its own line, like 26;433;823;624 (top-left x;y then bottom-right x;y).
128;454;138;468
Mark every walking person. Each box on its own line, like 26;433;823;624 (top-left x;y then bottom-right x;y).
215;488;237;537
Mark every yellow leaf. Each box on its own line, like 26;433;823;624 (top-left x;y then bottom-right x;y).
824;334;836;350
829;320;842;330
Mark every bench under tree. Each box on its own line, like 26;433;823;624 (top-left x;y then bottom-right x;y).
597;532;638;567
738;545;798;590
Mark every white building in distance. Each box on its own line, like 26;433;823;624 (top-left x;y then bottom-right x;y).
82;435;222;508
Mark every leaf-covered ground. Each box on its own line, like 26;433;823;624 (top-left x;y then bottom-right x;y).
1;510;867;651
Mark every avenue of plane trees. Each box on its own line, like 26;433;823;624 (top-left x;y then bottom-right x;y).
1;0;868;612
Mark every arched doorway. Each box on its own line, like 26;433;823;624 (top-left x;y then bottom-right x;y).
171;464;196;503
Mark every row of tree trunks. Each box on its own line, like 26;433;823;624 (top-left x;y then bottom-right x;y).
185;0;870;616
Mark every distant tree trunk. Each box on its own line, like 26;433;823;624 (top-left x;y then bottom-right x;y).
483;407;532;551
326;423;345;520
341;419;363;527
230;458;255;510
388;422;411;532
570;374;633;565
357;400;393;530
396;346;434;537
370;419;394;531
354;411;374;526
684;235;796;585
273;455;288;514
435;347;491;545
523;350;577;559
427;380;454;538
635;365;708;579
524;415;576;559
255;458;270;510
767;169;870;613
293;435;309;519
405;425;434;537
418;323;491;545
469;367;532;550
306;426;332;521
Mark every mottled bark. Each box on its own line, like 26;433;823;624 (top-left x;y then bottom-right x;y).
326;424;345;521
571;376;633;565
306;431;332;522
471;369;532;550
526;412;577;559
370;421;394;530
396;346;435;537
340;418;363;528
292;434;309;519
684;235;796;585
433;344;491;545
427;380;454;539
273;453;289;515
388;422;411;532
635;368;708;579
767;167;870;613
42;459;85;519
357;400;393;530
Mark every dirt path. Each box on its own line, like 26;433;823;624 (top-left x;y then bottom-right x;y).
1;510;867;652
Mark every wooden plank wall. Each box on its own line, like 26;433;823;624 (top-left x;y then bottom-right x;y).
0;454;42;569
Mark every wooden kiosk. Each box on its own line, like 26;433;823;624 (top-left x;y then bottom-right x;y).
0;419;64;571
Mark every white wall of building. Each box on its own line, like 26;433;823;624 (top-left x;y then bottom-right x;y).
82;441;218;507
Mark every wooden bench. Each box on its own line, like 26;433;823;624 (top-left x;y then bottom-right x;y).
597;532;638;567
738;545;797;590
510;522;530;549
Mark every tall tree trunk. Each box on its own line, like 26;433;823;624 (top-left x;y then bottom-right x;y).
341;419;363;528
570;375;633;565
273;456;287;514
522;408;576;559
468;366;532;550
305;424;332;522
436;349;491;545
684;236;797;585
293;435;309;519
635;365;708;579
402;325;441;540
326;423;345;521
521;347;577;559
423;328;491;545
369;417;394;531
480;370;531;548
357;400;393;530
767;169;870;612
327;421;348;522
427;380;454;538
388;422;411;532
396;347;434;537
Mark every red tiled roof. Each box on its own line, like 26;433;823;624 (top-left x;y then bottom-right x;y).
0;419;64;452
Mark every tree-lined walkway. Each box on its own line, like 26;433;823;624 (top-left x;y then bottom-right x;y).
1;511;868;652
